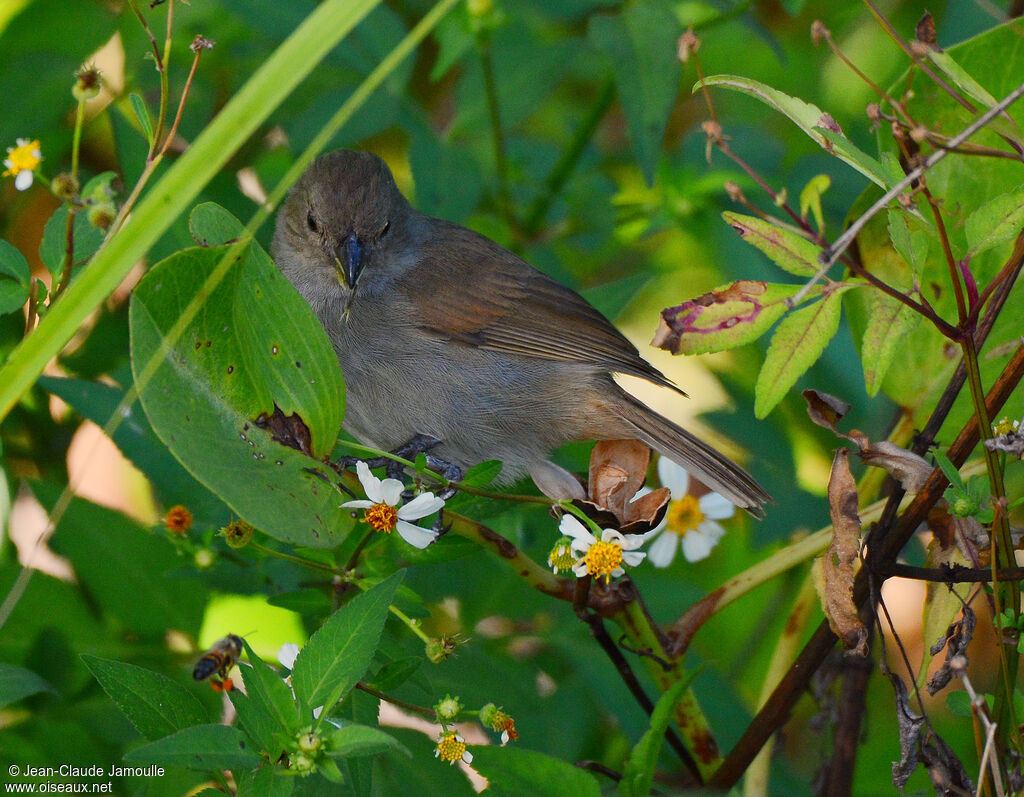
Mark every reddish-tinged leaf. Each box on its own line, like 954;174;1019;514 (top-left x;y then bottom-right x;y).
654;281;806;356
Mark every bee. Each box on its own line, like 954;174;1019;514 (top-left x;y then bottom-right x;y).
193;634;243;692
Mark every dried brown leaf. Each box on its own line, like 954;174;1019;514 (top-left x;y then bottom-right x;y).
574;440;669;534
858;440;932;494
803;389;850;432
824;449;867;655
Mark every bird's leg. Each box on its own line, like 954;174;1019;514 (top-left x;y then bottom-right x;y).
336;434;461;497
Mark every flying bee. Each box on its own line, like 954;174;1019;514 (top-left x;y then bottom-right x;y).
193;634;243;692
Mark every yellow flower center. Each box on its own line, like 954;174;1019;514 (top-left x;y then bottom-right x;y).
3;140;41;176
436;732;466;763
584;539;623;583
364;503;398;533
665;494;703;537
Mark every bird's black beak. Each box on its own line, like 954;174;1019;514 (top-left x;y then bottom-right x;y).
335;232;362;290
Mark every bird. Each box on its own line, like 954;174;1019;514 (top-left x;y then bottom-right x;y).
271;149;769;513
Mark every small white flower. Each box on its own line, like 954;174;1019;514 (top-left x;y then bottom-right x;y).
641;458;735;567
3;138;42;191
435;730;473;765
558;514;646;582
342;461;445;549
277;643;299;670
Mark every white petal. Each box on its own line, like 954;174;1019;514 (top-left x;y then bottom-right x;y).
341;500;373;509
619;533;648;551
622;550;646;567
600;528;627;545
559;515;596;546
571;561;589;577
657;457;690;498
699;492;735;520
682;529;716;562
399;492;444;521
647;530;679;568
378;478;405;507
313;705;325;719
462;751;474;764
14;170;33;190
696;520;727;544
356;461;384;503
641;520;667;542
395;520;438;549
277;643;299;668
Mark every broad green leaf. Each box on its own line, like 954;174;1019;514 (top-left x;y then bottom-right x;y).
365;656;423;692
655;281;812;356
0;277;28;316
619;673;696;797
124;724;260;771
0;239;30;285
33;483;207;635
129;224;352;547
130;92;154;147
0;663;55;708
699;75;889;188
38;206;105;277
291;571;404;710
755;288;848;418
965;185;1024;258
467;745;601;797
189;202;247;247
325;724;407;758
799;174;831;233
81;655;207;741
861;290;923;397
589;0;680;184
236;765;294;797
229;689;282;755
39;376;227;519
722;212;822;277
238;640;302;736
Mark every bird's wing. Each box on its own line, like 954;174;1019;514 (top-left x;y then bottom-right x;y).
406;219;683;394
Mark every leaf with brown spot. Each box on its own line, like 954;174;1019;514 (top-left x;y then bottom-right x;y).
823;449;867;655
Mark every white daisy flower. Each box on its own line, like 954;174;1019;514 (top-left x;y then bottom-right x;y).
558;514;646;583
342;461;445;549
3;138;42;190
641;457;735;567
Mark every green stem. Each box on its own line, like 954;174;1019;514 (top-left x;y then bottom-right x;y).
479;38;514;229
521;75;615;236
961;335;1020;745
250;540;340;575
53;99;88;301
617;598;722;781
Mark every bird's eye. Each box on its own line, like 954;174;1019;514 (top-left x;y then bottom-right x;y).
380;220;390;238
306;211;318;233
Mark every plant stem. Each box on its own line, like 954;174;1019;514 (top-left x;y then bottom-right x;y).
356;682;437;719
249;540;340;575
521;75;615;237
53;99;87;301
479;38;514;230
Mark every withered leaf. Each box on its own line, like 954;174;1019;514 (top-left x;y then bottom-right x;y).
927;602;975;695
803;389;850;432
254;404;313;456
984;430;1024;458
915;11;939;49
575;440;669;534
823;449;868;655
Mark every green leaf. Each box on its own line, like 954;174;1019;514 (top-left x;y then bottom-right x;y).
33;483;207;635
238;640;302;736
189;202;247;247
699;74;889;188
589;0;680;184
933;450;965;490
754;288;847;418
860;291;923;397
799;174;831;233
0;239;30;285
236;766;295;797
722;212;822;277
619;673;697;797
0;663;56;708
38;206;105;278
291;571;404;711
460;459;503;487
965;185;1024;258
129;229;352;547
886;208;931;275
124;724;260;771
325;724;408;758
229;689;283;755
927;50;999;110
130;92;154;147
656;281;811;356
365;656;422;692
467;745;601;797
81;655;207;741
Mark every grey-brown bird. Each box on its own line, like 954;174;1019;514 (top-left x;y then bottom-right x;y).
271;149;769;512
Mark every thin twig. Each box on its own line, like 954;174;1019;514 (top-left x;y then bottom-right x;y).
789;80;1024;307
